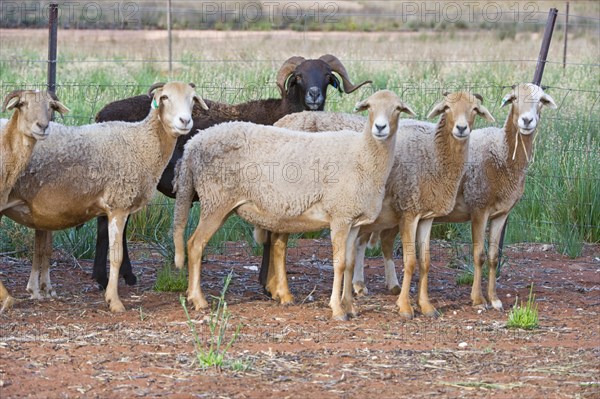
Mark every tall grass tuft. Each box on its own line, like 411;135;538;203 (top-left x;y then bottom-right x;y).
180;271;248;371
507;284;539;330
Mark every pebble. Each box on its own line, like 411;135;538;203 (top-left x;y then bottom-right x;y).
458;342;468;348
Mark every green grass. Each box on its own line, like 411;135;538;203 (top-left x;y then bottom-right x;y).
154;264;188;292
180;272;249;371
507;284;540;330
0;27;597;264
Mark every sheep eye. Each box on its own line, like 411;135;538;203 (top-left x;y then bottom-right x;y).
296;75;302;82
160;95;169;101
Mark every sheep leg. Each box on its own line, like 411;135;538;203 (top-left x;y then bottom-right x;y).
381;227;401;295
258;231;271;289
38;231;56;298
487;214;508;310
27;230;50;299
342;226;360;318
397;215;419;319
93;216;136;289
266;232;294;305
105;212;128;313
187;210;230;311
416;219;438;317
470;212;489;309
352;232;370;296
0;281;15;313
329;224;352;321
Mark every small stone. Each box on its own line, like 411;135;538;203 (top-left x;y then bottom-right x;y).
453;311;457;315
506;293;512;298
458;342;468;348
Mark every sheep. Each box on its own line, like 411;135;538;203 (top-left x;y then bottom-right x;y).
366;84;557;311
92;54;372;290
1;82;207;312
252;111;367;303
172;90;415;320
0;90;69;313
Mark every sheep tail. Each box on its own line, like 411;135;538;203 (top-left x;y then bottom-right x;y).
172;158;195;269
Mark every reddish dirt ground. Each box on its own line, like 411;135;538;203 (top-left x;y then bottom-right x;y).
1;240;599;398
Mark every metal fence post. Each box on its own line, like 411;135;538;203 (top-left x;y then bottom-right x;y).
47;3;59;95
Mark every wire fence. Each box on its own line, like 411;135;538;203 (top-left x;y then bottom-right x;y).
0;1;598;275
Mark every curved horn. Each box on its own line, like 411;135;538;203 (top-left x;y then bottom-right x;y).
2;90;25;112
276;56;306;96
473;93;484;102
319;54;372;94
147;82;166;98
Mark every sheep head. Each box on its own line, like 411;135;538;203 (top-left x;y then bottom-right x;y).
427;91;495;140
2;90;69;140
354;90;415;141
276;54;372;111
148;82;208;138
501;83;557;135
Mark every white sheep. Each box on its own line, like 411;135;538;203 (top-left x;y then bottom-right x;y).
356;84;556;311
0;90;69;312
172;90;415;320
1;82;207;312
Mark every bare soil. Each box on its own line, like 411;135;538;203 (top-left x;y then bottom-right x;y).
1;240;599;398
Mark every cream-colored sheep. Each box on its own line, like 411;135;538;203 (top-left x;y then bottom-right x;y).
1;82;207;312
172;90;415;320
0;90;68;313
249;111;367;303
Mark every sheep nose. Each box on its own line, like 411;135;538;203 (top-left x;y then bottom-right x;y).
522;117;532;126
456;125;468;134
375;123;387;132
308;87;320;101
36;122;46;129
179;117;190;126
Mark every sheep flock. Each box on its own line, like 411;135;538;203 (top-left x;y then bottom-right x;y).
0;52;556;321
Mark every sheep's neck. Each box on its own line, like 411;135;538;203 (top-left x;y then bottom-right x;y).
505;106;535;169
0;115;36;197
365;127;397;188
433;114;468;181
148;114;178;167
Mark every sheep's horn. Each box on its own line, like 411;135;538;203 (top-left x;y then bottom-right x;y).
319;54;372;94
276;56;306;96
473;93;484;102
2;90;24;112
147;82;166;98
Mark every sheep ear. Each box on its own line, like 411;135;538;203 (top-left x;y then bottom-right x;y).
475;104;495;122
500;93;515;108
398;102;416;117
353;99;369;113
51;100;70;116
4;96;20;111
330;75;343;93
540;93;557;109
193;93;209;111
426;101;447;119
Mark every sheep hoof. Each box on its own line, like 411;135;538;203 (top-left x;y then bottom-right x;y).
46;289;57;299
109;300;126;313
490;299;504;311
28;291;44;300
189;296;209;311
279;294;295;306
398;308;414;320
389;285;401;295
423;309;440;319
353;282;368;297
473;303;488;312
123;273;137;286
332;312;349;321
0;296;16;313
